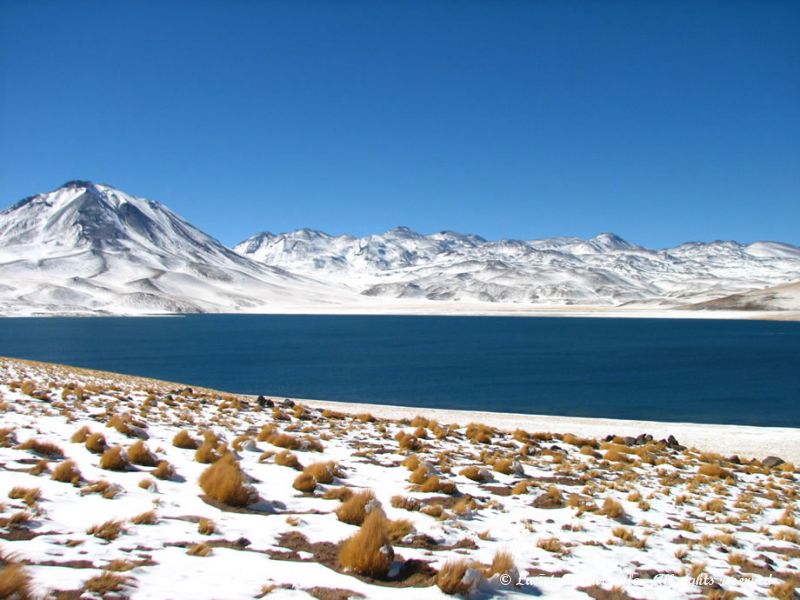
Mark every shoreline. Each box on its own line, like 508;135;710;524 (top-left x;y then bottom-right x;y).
2;357;796;464
283;396;800;464
2;302;799;321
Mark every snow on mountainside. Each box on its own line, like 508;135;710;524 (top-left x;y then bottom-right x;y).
688;279;800;311
2;181;799;315
235;227;800;307
0;181;353;315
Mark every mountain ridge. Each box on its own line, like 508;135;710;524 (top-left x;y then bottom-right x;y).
2;181;799;315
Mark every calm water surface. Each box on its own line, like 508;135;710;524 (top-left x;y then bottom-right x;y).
1;315;798;427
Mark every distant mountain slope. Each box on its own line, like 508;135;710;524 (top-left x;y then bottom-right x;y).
235;228;800;306
687;280;800;311
2;181;799;315
0;181;351;315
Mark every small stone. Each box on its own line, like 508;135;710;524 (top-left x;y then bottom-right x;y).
281;398;295;408
762;456;784;469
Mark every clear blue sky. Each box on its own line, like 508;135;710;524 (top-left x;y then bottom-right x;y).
1;0;798;248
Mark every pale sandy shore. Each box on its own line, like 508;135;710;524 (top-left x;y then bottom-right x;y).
282;396;800;464
239;301;800;321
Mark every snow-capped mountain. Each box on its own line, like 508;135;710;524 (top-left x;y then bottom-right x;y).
235;228;800;306
688;279;800;311
0;181;353;315
2;181;799;315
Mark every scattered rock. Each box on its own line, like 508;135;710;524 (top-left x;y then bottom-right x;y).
281;398;295;408
762;456;784;469
257;395;274;408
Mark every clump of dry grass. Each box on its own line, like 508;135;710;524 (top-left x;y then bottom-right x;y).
16;438;64;459
198;518;217;535
698;463;732;479
187;543;212;557
84;571;131;595
437;559;482;595
703;498;726;513
0;427;17;448
80;480;121;499
303;462;337;484
8;486;41;507
419;475;458;495
70;425;92;443
323;487;354;502
769;580;797;600
85;432;107;454
51;460;82;484
493;458;516;475
100;446;129;471
293;473;317;493
409;465;430;485
335;489;378;525
465;423;494;444
173;429;199;449
598;497;626;519
485;549;515;578
396;431;421;451
0;562;34;600
198;453;258;507
87;519;126;541
386;518;414;542
338;509;394;578
537;537;564;553
127;440;157;466
390;495;421;512
131;510;158;525
152;460;176;480
459;466;491;482
275;450;303;470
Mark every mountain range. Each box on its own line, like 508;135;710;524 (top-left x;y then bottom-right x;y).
1;181;799;315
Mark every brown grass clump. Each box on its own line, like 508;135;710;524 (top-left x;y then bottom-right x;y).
16;438;64;458
87;519;126;541
437;559;480;595
198;518;217;535
386;518;414;542
460;466;491;482
486;549;515;578
465;423;494;444
275;450;303;470
419;475;458;495
194;440;224;464
152;460;176;480
173;429;199;449
70;425;92;443
396;432;421;451
30;460;49;476
409;465;430;485
303;462;337;484
703;498;726;513
51;460;82;484
187;543;212;557
198;453;258;507
131;510;158;525
80;480;121;499
402;454;421;471
8;486;41;507
493;458;515;475
698;463;732;479
537;537;564;553
335;489;378;525
0;563;34;600
293;473;317;493
390;495;421;512
107;414;134;436
598;497;626;519
127;440;157;466
338;510;394;578
769;580;797;600
323;487;354;502
0;427;17;448
85;432;107;454
100;446;129;471
84;571;131;595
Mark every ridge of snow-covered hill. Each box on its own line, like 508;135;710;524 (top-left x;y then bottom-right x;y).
235;227;800;307
0;181;354;315
2;181;799;315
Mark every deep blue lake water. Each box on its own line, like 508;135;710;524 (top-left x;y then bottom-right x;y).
1;315;798;427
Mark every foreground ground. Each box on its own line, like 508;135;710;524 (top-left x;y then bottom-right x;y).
0;358;798;599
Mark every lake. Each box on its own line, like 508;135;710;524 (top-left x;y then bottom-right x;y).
1;314;798;427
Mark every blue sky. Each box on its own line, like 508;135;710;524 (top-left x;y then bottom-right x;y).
1;0;798;248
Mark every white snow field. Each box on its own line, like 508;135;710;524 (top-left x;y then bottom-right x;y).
1;358;798;599
1;180;799;316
